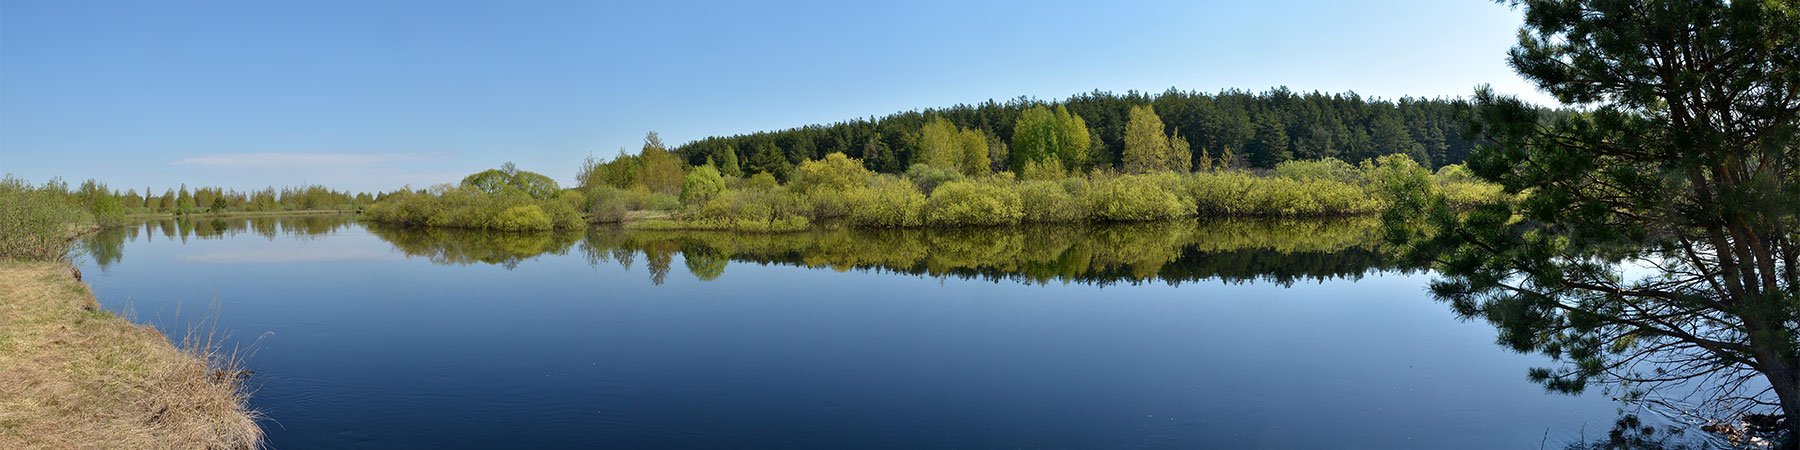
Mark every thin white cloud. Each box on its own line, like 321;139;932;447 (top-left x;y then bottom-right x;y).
171;152;441;168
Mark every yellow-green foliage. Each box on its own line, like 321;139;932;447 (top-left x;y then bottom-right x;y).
626;217;810;233
0;176;95;261
364;185;584;231
747;172;780;191
1086;173;1194;222
1018;157;1067;181
1018;180;1085;222
915;118;991;176
1273;157;1362;184
680;164;726;206
623;187;681;211
923;180;1023;227
843;176;926;228
1183;171;1382;216
792;152;874;193
649;154;1501;230
904;163;964;192
495;205;554;231
691;188;808;230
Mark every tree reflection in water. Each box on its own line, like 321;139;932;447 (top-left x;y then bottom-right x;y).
86;215;1406;286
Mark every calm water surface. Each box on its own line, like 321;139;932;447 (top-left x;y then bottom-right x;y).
78;215;1635;449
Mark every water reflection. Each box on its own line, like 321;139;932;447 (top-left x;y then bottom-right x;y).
364;224;583;269
87;215;1406;286
84;214;361;271
581;218;1403;286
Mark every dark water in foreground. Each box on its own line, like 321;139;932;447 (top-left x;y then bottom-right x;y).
78;215;1638;449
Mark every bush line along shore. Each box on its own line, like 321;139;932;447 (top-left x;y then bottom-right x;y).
363;150;1503;233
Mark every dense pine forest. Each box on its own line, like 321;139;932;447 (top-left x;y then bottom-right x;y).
673;88;1489;178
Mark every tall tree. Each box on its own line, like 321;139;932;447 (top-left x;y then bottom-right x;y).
1010;105;1092;173
1388;0;1800;439
1123;105;1172;173
915;118;989;176
718;145;743;177
637;132;685;194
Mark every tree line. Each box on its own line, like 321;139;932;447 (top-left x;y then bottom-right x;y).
672;87;1523;179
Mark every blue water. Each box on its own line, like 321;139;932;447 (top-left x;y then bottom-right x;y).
77;216;1636;449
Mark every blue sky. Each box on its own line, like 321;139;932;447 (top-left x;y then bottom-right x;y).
0;0;1551;194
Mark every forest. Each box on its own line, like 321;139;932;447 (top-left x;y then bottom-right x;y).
671;87;1508;178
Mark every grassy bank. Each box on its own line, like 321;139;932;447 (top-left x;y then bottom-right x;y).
0;261;262;449
1;177;263;448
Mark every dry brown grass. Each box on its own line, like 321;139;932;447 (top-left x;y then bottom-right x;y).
0;260;263;449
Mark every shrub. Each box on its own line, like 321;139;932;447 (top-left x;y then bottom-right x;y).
923;180;1022;227
1087;173;1193;222
1018;180;1084;222
1019;157;1067;181
1274;157;1361;184
584;186;628;223
799;188;855;220
0;176;93;261
1184;171;1382;216
89;194;128;227
494;205;554;231
904;163;964;193
1433;164;1475;183
792;153;873;193
844;176;926;228
681;165;725;206
363;184;583;231
624;188;681;211
746;173;779;191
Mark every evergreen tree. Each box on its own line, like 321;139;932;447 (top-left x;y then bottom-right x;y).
1389;0;1800;437
718;145;743;177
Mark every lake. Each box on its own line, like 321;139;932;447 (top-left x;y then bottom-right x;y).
77;215;1638;449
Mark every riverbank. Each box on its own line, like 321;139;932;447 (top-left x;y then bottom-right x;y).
0;260;262;449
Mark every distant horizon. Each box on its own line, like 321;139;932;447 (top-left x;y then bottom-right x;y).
2;0;1553;193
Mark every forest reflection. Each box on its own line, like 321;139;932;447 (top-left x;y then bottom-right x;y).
87;214;1406;286
579;218;1402;286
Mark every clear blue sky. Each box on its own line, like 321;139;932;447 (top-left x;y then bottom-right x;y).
1;0;1551;194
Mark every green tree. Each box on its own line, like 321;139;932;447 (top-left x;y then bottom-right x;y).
1123;105;1171;173
792;152;873;192
915;118;989;176
1388;0;1800;437
462;163;562;200
175;184;194;211
680;164;725;205
748;142;793;181
637;132;685;194
718;145;743;177
159;188;176;212
1170;133;1193;173
1011;105;1090;173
